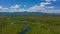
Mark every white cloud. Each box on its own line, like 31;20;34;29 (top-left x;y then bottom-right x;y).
28;4;46;12
45;0;56;2
27;2;51;12
53;0;56;2
46;6;54;9
9;4;21;9
41;2;51;5
27;2;60;13
0;2;54;13
43;10;60;13
0;6;2;9
45;0;51;2
0;4;22;12
0;6;3;9
0;2;59;13
40;2;46;7
6;4;22;12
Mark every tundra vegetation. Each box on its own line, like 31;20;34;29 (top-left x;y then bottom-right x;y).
0;15;60;34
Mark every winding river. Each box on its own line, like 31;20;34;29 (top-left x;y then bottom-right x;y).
20;24;30;34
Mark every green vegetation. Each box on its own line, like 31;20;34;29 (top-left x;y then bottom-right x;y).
0;15;60;34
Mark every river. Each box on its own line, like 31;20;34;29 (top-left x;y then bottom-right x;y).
20;24;30;34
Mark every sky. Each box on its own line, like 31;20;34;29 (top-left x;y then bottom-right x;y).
0;0;60;13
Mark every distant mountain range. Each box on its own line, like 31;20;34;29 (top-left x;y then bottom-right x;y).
0;11;60;15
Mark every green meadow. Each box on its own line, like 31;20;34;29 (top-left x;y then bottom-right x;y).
0;15;60;34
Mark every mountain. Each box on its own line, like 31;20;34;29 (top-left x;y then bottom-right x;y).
0;11;60;15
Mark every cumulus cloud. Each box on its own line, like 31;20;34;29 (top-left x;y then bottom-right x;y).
46;6;54;10
0;3;55;13
27;2;60;13
45;0;51;2
28;4;46;12
0;6;3;10
0;6;2;9
41;2;51;5
9;4;21;9
0;4;22;12
27;2;51;12
0;2;49;12
45;0;56;2
0;1;59;13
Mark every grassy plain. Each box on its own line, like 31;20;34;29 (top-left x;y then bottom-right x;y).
0;15;60;34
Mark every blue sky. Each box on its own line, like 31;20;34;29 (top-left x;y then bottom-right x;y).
0;0;60;13
0;0;41;7
0;0;60;8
